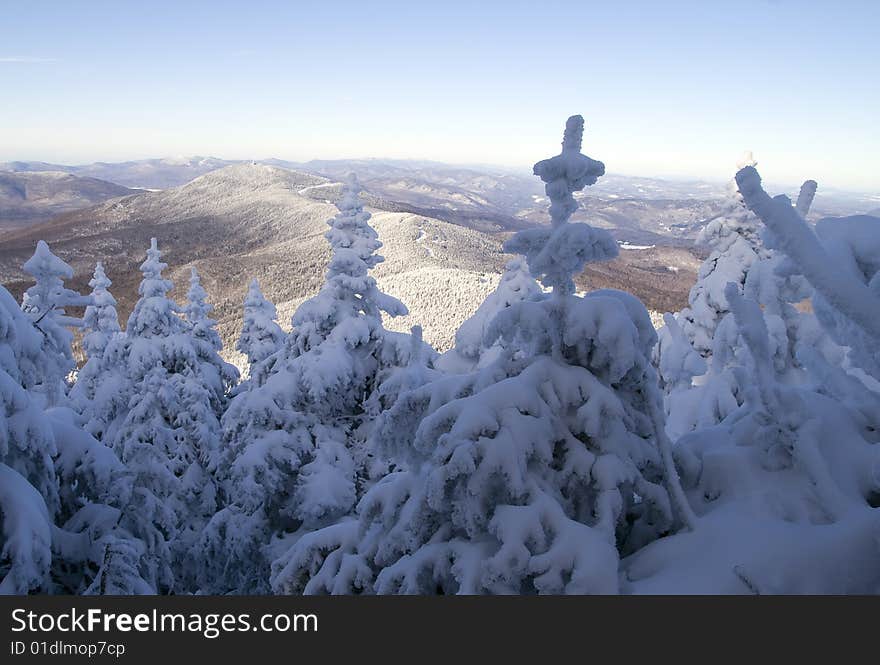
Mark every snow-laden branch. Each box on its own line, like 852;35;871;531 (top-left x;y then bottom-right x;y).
735;166;880;342
795;180;817;218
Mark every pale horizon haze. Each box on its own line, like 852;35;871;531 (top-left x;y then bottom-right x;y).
1;0;878;191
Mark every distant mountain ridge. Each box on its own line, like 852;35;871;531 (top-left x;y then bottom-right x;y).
0;171;139;230
0;156;235;189
0;163;702;359
6;156;873;243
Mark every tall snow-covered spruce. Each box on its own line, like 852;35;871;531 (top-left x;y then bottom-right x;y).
69;262;123;439
237;278;285;383
273;116;693;595
204;175;414;594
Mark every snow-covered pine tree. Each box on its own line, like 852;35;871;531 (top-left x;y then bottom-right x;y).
0;284;58;592
69;262;125;440
202;175;411;594
236;278;284;384
676;153;768;359
282;173;409;403
739;188;819;377
1;281;149;594
89;239;234;592
627;282;880;593
186;268;221;350
176;267;239;586
48;406;153;595
736;164;880;439
182;266;240;452
19;241;90;406
437;258;542;373
735;171;880;383
623;168;880;593
81;262;122;360
656;159;827;437
273;116;693;595
99;238;187;591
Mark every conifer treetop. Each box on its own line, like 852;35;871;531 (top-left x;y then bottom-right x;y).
533;114;606;227
89;262;112;293
505;115;617;295
138;238;172;299
126;238;183;338
23;240;74;283
186;267;213;325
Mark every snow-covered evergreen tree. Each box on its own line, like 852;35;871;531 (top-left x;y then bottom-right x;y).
203;175;411;594
0;285;58;592
100;239;187;591
48;407;153;595
657;157;830;437
81;262;122;359
78;239;235;592
736;164;880;433
237;278;284;382
674;153;767;359
280;173;409;416
69;262;124;440
437;258;542;372
272;116;693;595
19;241;89;406
627;282;880;593
1;281;148;594
185;268;221;350
624;167;880;593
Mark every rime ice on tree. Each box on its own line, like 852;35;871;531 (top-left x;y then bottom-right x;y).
2;281;149;594
625;166;880;593
186;268;215;337
675;155;768;359
0;286;58;592
505;115;616;296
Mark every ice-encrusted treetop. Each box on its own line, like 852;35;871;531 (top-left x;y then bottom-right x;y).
736;151;757;170
81;262;120;358
185;267;213;325
126;237;183;337
138;238;172;300
89;261;112;294
505;115;617;295
22;240;74;283
237;278;284;369
336;172;365;213
796;180;818;218
243;278;279;321
533;114;606;227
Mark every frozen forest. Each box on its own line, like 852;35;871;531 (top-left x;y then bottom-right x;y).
2;116;879;595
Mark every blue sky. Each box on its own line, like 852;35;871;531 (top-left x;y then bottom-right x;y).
1;0;878;190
